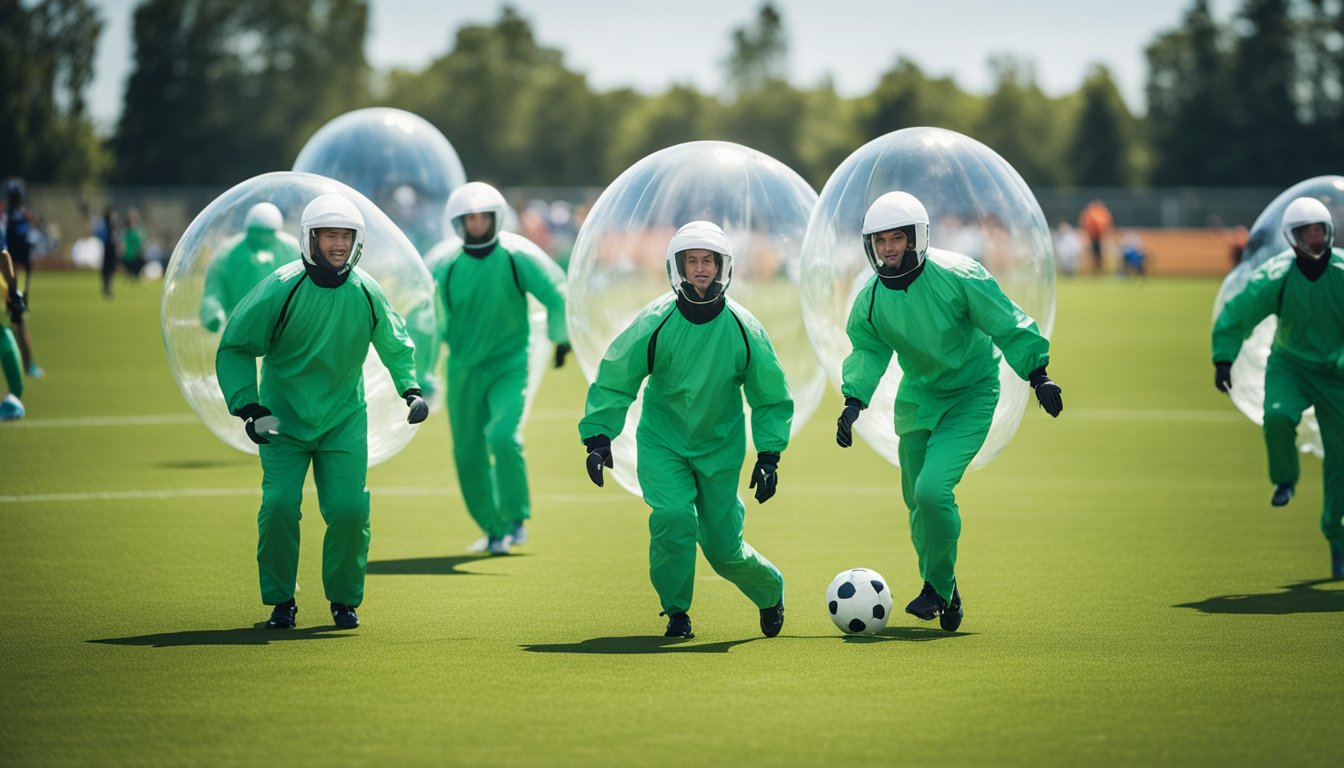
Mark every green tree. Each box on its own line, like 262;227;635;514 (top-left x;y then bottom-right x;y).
1066;65;1136;186
0;0;105;182
861;58;980;140
382;6;576;184
113;0;370;185
723;3;787;97
975;56;1069;187
1145;0;1237;184
605;85;717;180
1229;0;1305;183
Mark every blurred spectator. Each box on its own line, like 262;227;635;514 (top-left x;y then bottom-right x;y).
1078;199;1113;275
98;206;121;300
1120;230;1148;277
122;208;145;279
5;180;35;295
1053;221;1082;277
1228;224;1249;268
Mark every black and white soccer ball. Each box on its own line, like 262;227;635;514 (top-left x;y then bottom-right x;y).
826;568;892;635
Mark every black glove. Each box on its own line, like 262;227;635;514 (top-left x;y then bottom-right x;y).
236;403;279;445
836;397;864;448
748;451;780;504
1029;367;1063;418
554;342;572;369
7;289;26;325
403;388;428;424
1214;361;1232;394
584;435;613;488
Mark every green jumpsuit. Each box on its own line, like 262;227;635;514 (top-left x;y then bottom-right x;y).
434;241;568;540
842;252;1050;604
1212;248;1344;550
579;294;793;615
217;261;419;607
200;227;301;332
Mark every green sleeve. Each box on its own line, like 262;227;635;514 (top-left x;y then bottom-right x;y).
432;257;452;345
518;248;569;345
362;273;420;397
215;276;281;414
963;263;1051;379
1212;256;1290;363
199;252;230;332
739;310;794;454
578;303;665;441
840;281;892;408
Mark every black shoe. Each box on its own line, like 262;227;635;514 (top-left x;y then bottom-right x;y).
330;602;359;628
760;600;785;638
661;611;694;639
1271;483;1295;507
266;599;296;629
939;585;963;632
1331;542;1344;580
905;581;947;621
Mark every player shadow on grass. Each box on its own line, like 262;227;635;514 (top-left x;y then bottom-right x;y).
1174;578;1344;615
520;636;762;654
155;459;249;470
88;625;356;648
837;625;976;642
366;554;522;576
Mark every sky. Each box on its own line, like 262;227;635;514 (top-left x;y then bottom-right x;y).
86;0;1238;132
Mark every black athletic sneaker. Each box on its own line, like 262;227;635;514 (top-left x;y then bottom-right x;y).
1271;482;1295;507
330;602;359;629
1331;542;1344;580
266;599;297;629
939;585;963;632
760;600;785;638
905;581;947;621
661;611;694;639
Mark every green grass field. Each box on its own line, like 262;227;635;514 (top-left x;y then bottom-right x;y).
2;272;1340;767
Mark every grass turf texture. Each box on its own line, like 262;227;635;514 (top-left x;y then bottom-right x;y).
2;273;1340;767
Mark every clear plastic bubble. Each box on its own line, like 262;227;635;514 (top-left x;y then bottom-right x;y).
292;108;467;255
421;231;553;416
1210;175;1344;457
800;127;1056;469
161;171;437;466
568;140;824;496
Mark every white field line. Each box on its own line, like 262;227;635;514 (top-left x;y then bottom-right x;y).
0;407;1242;430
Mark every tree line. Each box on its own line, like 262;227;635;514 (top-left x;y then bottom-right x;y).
4;0;1342;191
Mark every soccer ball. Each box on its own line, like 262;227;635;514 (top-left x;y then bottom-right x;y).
826;568;893;635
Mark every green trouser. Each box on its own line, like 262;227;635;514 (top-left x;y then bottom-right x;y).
896;390;995;604
1262;354;1344;547
637;433;784;615
257;408;370;607
1;328;22;398
447;353;530;539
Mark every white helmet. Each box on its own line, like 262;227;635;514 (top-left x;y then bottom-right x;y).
1282;196;1334;259
444;181;507;248
862;191;929;276
243;202;283;232
666;220;733;304
300;193;365;275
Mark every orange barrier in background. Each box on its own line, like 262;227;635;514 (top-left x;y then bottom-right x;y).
1081;229;1242;277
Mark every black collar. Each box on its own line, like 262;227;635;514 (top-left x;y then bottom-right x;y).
676;294;726;324
302;259;351;288
1295;251;1329;281
877;252;925;291
464;242;496;259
